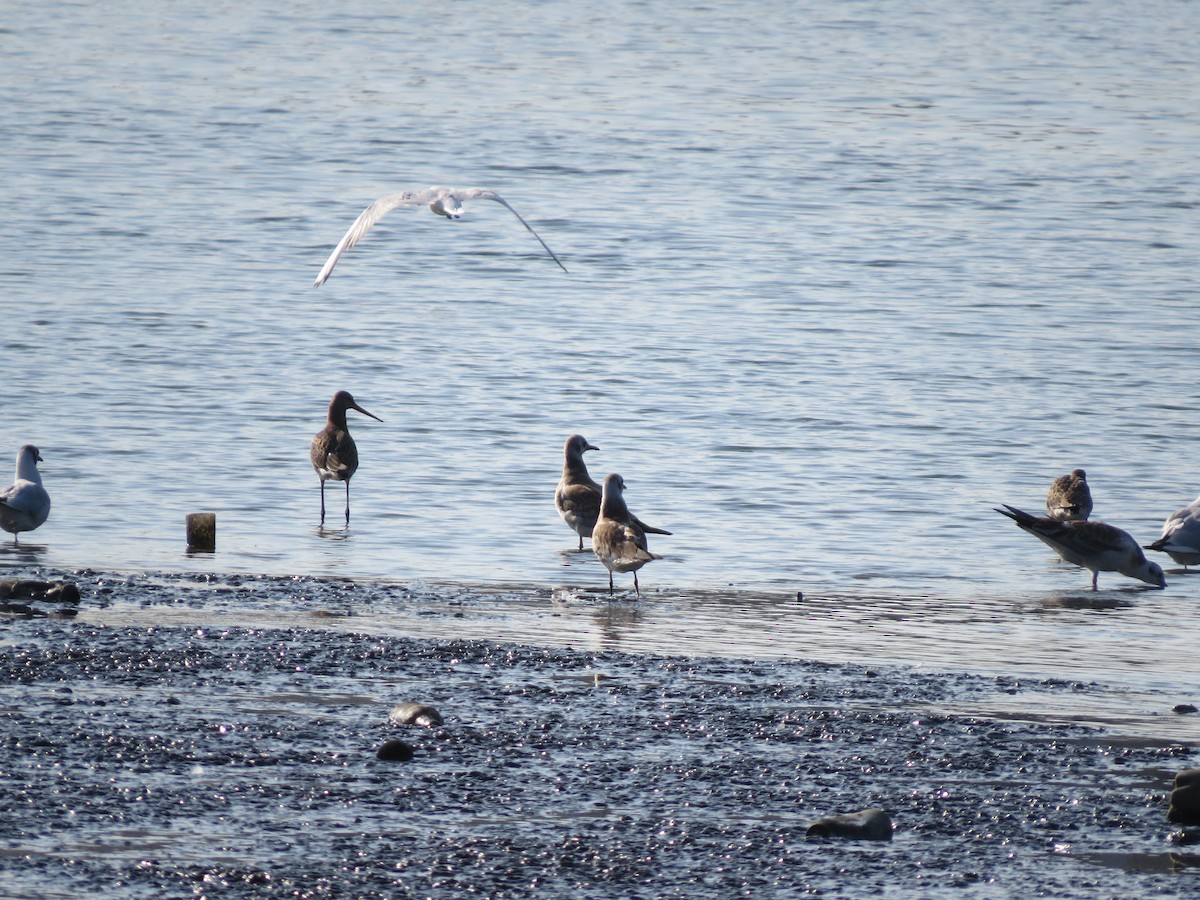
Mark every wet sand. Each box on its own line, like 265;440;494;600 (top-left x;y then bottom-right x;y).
1;569;1199;897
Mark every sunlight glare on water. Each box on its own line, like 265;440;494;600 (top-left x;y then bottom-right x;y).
1;0;1198;679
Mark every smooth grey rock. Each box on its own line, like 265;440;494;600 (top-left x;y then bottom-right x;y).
806;808;893;841
1169;770;1200;825
389;702;444;727
0;579;81;603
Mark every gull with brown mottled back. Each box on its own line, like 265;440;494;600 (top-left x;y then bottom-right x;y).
995;504;1164;591
592;473;671;596
555;434;602;550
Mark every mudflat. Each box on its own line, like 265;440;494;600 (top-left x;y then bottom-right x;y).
1;570;1198;897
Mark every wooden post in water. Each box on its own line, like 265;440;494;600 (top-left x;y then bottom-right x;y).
186;513;216;552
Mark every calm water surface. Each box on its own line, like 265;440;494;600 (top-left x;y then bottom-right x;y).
2;1;1199;693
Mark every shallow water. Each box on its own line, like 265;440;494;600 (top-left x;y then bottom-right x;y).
2;0;1197;597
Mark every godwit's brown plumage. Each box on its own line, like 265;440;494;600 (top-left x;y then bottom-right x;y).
310;390;381;527
1045;468;1093;522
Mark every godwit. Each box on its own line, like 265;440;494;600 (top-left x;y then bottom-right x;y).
1045;469;1093;521
311;391;381;527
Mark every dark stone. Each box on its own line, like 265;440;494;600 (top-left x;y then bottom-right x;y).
376;739;415;762
1174;704;1199;715
0;579;81;603
1168;771;1200;825
806;808;893;841
0;579;50;600
45;582;81;604
389;702;444;727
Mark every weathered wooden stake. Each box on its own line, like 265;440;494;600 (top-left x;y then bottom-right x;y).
186;513;216;552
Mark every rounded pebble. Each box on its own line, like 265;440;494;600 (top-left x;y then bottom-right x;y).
376;739;415;762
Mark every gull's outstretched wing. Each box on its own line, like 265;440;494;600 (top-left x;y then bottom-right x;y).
452;189;569;273
313;189;438;286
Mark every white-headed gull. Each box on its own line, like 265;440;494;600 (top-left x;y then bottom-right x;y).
311;391;381;527
1144;495;1200;569
1045;468;1093;521
555;434;603;551
313;186;568;285
0;445;51;544
995;503;1165;590
592;473;671;596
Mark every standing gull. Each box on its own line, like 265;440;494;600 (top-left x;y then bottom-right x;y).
592;473;672;596
311;391;381;527
1045;468;1093;521
313;186;568;285
0;445;51;544
994;504;1165;591
1144;495;1200;569
555;434;602;550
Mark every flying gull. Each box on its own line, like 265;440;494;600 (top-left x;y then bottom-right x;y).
313;186;568;285
311;390;381;527
995;504;1165;591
